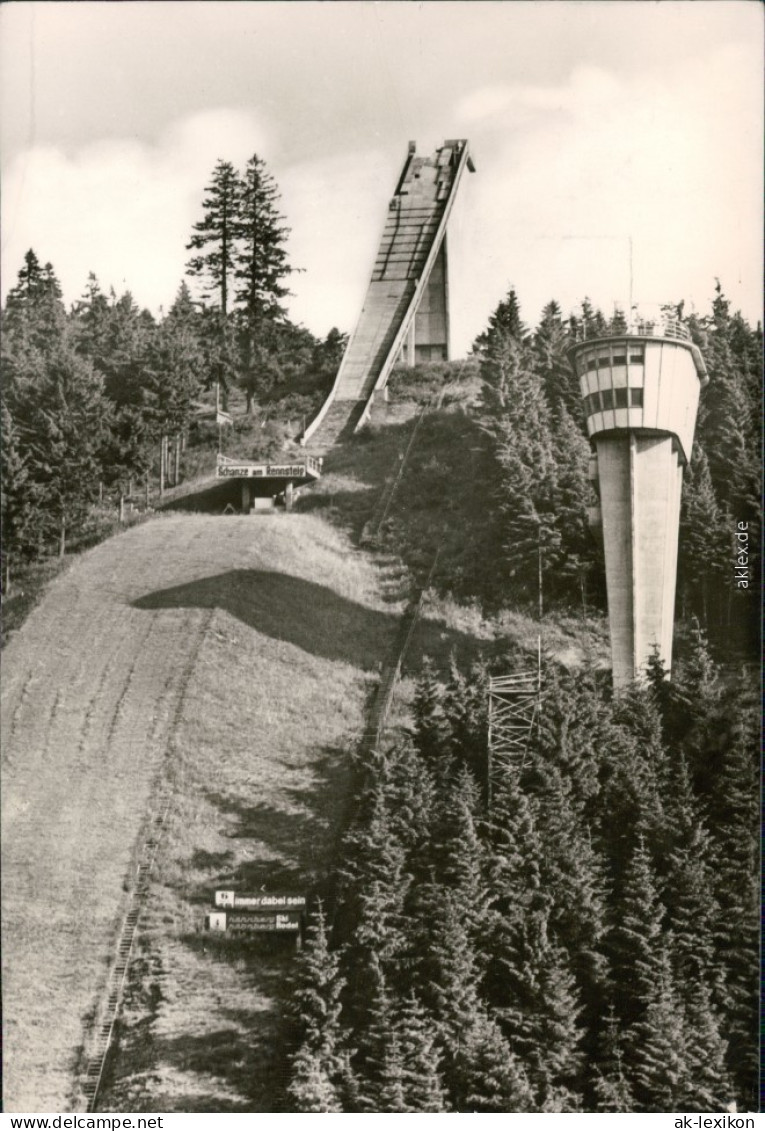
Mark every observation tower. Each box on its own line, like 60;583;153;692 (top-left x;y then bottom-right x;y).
570;315;708;690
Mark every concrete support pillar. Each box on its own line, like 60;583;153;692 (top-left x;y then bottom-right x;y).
595;432;684;689
284;481;294;512
241;481;251;515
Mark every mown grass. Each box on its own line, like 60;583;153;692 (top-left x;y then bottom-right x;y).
298;363;610;672
92;515;407;1112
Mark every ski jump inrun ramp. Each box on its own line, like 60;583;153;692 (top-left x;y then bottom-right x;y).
301;138;475;453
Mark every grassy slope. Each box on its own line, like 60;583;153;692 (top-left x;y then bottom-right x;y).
2;368;606;1114
1;513;400;1112
300;369;608;674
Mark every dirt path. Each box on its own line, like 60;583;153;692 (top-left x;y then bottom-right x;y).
2;515;396;1112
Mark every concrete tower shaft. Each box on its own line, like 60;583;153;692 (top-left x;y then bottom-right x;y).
571;324;708;690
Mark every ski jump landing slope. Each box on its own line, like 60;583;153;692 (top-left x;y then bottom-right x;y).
302;138;474;453
1;515;392;1112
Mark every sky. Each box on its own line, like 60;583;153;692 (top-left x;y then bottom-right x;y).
1;1;762;355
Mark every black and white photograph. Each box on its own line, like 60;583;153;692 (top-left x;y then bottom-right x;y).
0;0;761;1119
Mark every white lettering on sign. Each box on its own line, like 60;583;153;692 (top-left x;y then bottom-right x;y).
216;466;250;478
266;465;306;478
226;912;301;932
216;465;306;480
214;890;307;910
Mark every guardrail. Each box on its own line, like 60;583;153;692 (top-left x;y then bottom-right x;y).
355;143;473;433
301;141;472;447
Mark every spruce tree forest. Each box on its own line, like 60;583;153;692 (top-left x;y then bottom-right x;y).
1;154;760;1113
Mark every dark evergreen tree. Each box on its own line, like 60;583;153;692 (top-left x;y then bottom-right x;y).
705;691;759;1109
441;656;489;781
234;154;297;413
678;443;729;626
493;896;585;1109
2;250;67;354
71;272;114;371
532;300;579;417
457;1010;536;1113
186;159;240;315
288;1045;343;1113
626;941;688;1111
590;1007;635;1112
411;659;450;769
680;979;732;1112
607;835;666;1035
0;401;41;586
395;993;448;1111
8;345;111;556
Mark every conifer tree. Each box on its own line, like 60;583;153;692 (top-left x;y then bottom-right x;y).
396;993;448;1111
0;402;40;586
2;250;68;354
607;835;666;1032
678;444;728;626
680;979;733;1112
288;1045;343;1113
457;1010;536;1113
626;942;688;1111
705;698;759;1108
383;738;437;874
338;777;410;964
591;1007;635;1112
234;154;297;413
662;757;719;987
411;659;449;769
186;159;240;315
292;902;345;1060
7;344;111;556
493;896;585;1109
429;763;489;947
441;657;489;781
532;300;579;417
352;952;407;1112
71;272;114;370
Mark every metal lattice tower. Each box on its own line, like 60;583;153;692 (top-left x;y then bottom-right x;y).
487;644;542;801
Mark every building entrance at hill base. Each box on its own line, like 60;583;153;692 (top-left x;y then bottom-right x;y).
215;453;323;514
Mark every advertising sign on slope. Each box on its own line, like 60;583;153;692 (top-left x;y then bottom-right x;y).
205;910;302;933
214;891;306;911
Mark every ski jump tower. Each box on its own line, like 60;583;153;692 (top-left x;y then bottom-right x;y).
570;317;708;690
301;139;475;451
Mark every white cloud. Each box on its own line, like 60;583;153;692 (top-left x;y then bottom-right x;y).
1;33;761;358
1;108;268;311
448;41;763;350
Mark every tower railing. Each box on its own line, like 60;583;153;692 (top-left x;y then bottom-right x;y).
573;316;691;343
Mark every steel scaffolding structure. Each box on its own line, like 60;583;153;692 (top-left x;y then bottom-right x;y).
487;646;542;800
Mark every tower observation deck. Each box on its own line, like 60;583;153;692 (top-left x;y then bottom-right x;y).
301;139;475;452
570;318;708;691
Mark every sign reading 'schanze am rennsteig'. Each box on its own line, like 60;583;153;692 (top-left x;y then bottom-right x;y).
215;463;307;479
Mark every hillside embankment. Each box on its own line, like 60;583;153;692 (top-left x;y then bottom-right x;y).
1;513;405;1112
2;370;606;1113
